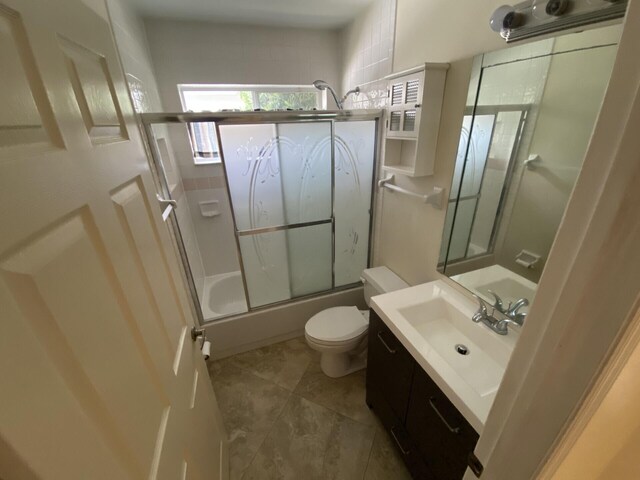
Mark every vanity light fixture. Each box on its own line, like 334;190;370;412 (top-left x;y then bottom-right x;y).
489;0;627;43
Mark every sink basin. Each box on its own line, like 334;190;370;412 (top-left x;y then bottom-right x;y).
371;280;518;432
398;297;510;397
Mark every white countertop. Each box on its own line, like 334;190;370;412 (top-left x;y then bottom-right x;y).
371;280;519;433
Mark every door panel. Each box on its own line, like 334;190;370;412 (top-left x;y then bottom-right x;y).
0;0;227;478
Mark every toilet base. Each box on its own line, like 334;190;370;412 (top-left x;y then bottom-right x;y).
319;350;367;378
305;331;369;378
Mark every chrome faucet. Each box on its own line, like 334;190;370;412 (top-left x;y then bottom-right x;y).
487;290;506;313
472;295;521;335
506;298;528;326
486;290;528;327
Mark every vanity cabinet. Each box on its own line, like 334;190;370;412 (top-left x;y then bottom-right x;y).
366;309;479;479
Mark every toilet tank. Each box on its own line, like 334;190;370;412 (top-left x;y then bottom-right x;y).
361;266;409;306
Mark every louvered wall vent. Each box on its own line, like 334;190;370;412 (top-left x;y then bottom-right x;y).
403;110;416;132
389;111;402;131
405;80;420;104
391;83;404;105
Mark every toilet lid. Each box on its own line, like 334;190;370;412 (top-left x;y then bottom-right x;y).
305;306;368;343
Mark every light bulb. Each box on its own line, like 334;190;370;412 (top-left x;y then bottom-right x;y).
489;5;522;32
532;0;570;19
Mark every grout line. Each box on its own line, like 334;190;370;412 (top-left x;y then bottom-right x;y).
362;430;377;480
240;390;294;480
319;410;341;477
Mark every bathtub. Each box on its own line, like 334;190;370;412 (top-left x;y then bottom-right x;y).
201;271;248;320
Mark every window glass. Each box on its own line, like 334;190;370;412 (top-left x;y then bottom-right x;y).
178;85;323;165
257;91;318;110
181;90;250;112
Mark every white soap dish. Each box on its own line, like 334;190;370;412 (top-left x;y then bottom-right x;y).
199;200;220;218
515;250;540;269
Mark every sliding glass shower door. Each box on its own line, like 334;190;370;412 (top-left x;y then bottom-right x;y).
141;110;379;322
218;119;376;309
219;122;332;307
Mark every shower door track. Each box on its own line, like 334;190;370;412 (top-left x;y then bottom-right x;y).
141;109;383;326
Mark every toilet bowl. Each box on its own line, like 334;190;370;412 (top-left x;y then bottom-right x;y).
304;266;408;378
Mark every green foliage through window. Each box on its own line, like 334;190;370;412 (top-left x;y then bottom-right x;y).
239;91;318;111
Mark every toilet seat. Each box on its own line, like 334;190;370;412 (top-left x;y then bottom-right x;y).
305;306;368;344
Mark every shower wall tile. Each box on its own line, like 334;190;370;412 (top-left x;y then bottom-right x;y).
340;0;397;109
185;188;241;278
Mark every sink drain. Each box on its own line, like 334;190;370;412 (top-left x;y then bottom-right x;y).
455;344;470;355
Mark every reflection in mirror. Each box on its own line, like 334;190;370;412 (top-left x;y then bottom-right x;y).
439;25;622;317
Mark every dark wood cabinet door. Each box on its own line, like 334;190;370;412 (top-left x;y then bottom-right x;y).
406;367;479;480
367;384;432;480
366;309;415;422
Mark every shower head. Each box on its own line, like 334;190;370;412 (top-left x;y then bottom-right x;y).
312;80;330;90
312;79;343;110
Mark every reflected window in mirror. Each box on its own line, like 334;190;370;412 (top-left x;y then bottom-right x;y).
439;24;622;315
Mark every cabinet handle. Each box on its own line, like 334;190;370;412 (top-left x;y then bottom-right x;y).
390;426;411;455
429;396;461;434
376;331;396;354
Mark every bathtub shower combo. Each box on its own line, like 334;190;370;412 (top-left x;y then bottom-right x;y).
142;110;381;323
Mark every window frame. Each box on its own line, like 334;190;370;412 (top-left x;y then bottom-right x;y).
177;84;326;165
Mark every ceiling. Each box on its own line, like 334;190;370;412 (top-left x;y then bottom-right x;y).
126;0;376;29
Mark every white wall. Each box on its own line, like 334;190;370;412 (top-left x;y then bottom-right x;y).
373;0;510;285
394;0;506;68
145;18;342;112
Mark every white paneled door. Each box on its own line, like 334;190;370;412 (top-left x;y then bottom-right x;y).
0;0;227;479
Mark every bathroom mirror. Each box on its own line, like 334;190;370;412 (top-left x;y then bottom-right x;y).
439;24;622;313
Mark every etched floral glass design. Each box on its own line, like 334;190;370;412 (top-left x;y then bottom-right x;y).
218;120;375;308
334;121;375;287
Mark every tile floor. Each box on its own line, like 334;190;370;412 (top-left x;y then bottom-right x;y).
206;337;413;480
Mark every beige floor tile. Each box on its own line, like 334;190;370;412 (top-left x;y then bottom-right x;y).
209;339;412;480
322;414;376;480
227;337;317;391
242;395;337;480
363;428;413;480
211;363;291;480
294;360;377;426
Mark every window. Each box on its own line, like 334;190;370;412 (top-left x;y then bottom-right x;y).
178;84;325;165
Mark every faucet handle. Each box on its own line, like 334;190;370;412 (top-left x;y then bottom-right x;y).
507;297;530;316
487;289;505;313
472;294;487;313
472;294;488;323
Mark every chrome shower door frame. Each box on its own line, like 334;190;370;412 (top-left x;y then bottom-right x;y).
141;110;383;324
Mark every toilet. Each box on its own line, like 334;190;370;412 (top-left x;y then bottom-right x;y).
305;266;409;378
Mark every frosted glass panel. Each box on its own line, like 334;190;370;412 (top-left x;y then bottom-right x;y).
219;122;332;231
237;230;291;308
450;115;495;200
445;198;477;262
334;121;375;287
276;122;332;225
239;224;332;307
286;223;333;297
